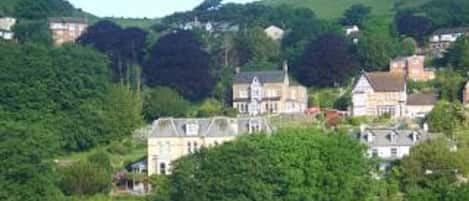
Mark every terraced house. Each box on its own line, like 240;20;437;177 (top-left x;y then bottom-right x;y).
232;63;308;116
147;116;273;175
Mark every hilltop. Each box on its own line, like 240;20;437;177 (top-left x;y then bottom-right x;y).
261;0;431;19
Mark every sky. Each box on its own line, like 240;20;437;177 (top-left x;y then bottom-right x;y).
68;0;258;18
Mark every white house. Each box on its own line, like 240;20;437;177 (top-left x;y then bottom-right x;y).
264;25;285;41
355;125;436;171
344;25;360;35
0;17;16;40
430;27;469;55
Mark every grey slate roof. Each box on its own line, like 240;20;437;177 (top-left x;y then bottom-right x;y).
407;93;438;106
355;128;436;147
234;71;285;84
149;116;273;138
433;27;469;35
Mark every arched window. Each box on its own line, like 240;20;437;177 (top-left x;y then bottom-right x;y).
160;163;167;175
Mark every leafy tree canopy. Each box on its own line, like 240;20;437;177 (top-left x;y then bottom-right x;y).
340;4;372;26
169;128;374;201
144;30;216;101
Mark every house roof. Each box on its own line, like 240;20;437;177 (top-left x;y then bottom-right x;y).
356;128;436;147
407;93;438;106
48;17;88;24
234;71;285;84
433;27;469;35
149;116;273;138
364;72;406;92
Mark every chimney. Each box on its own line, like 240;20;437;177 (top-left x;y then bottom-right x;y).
283;60;288;73
235;67;240;74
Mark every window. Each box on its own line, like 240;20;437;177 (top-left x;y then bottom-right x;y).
372;149;378;157
239;90;248;98
391;148;398;158
193;142;198;152
187;142;192;153
186;123;199;136
160;163;167;175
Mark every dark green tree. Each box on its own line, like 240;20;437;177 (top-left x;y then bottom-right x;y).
297;33;359;87
340;4;372;26
144;30;215;101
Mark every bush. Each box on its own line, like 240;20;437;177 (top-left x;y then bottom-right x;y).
143;87;191;121
60;161;112;196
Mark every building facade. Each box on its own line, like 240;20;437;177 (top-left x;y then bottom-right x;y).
264;25;285;41
0;17;16;40
48;17;88;46
354;126;435;170
232;64;308;115
406;93;437;118
430;27;469;55
147;116;273;175
390;55;435;81
352;72;407;118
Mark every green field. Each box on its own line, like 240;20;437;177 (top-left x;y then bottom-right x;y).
262;0;395;19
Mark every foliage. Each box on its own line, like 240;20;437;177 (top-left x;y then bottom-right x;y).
340;4;371;26
420;0;469;28
13;19;52;45
143;86;191;121
427;100;468;136
60;161;112;196
144;30;216;101
432;69;465;102
297;33;359;87
78;20;148;85
14;0;75;19
444;36;469;74
395;13;433;43
169;128;374;201
357;32;401;71
235;26;280;67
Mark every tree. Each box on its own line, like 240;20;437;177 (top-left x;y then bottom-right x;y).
169;128;375;201
357;33;401;71
444;36;469;73
143;87;191;121
235;27;280;67
395;13;433;43
60;161;112;196
14;0;75;19
13;20;52;45
427;100;468;137
297;33;359;87
340;4;371;26
77;20;148;86
432;69;465;102
195;0;223;11
144;30;215;101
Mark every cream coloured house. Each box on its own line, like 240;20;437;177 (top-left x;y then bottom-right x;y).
147;116;273;175
264;25;285;41
48;17;88;46
232;64;308;115
352;72;407;118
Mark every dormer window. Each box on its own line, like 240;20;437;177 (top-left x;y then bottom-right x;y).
185;123;199;136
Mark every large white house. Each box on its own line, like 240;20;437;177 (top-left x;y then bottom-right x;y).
355;125;436;170
147;116;274;175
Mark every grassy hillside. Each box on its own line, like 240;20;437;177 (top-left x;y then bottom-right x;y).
262;0;396;19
